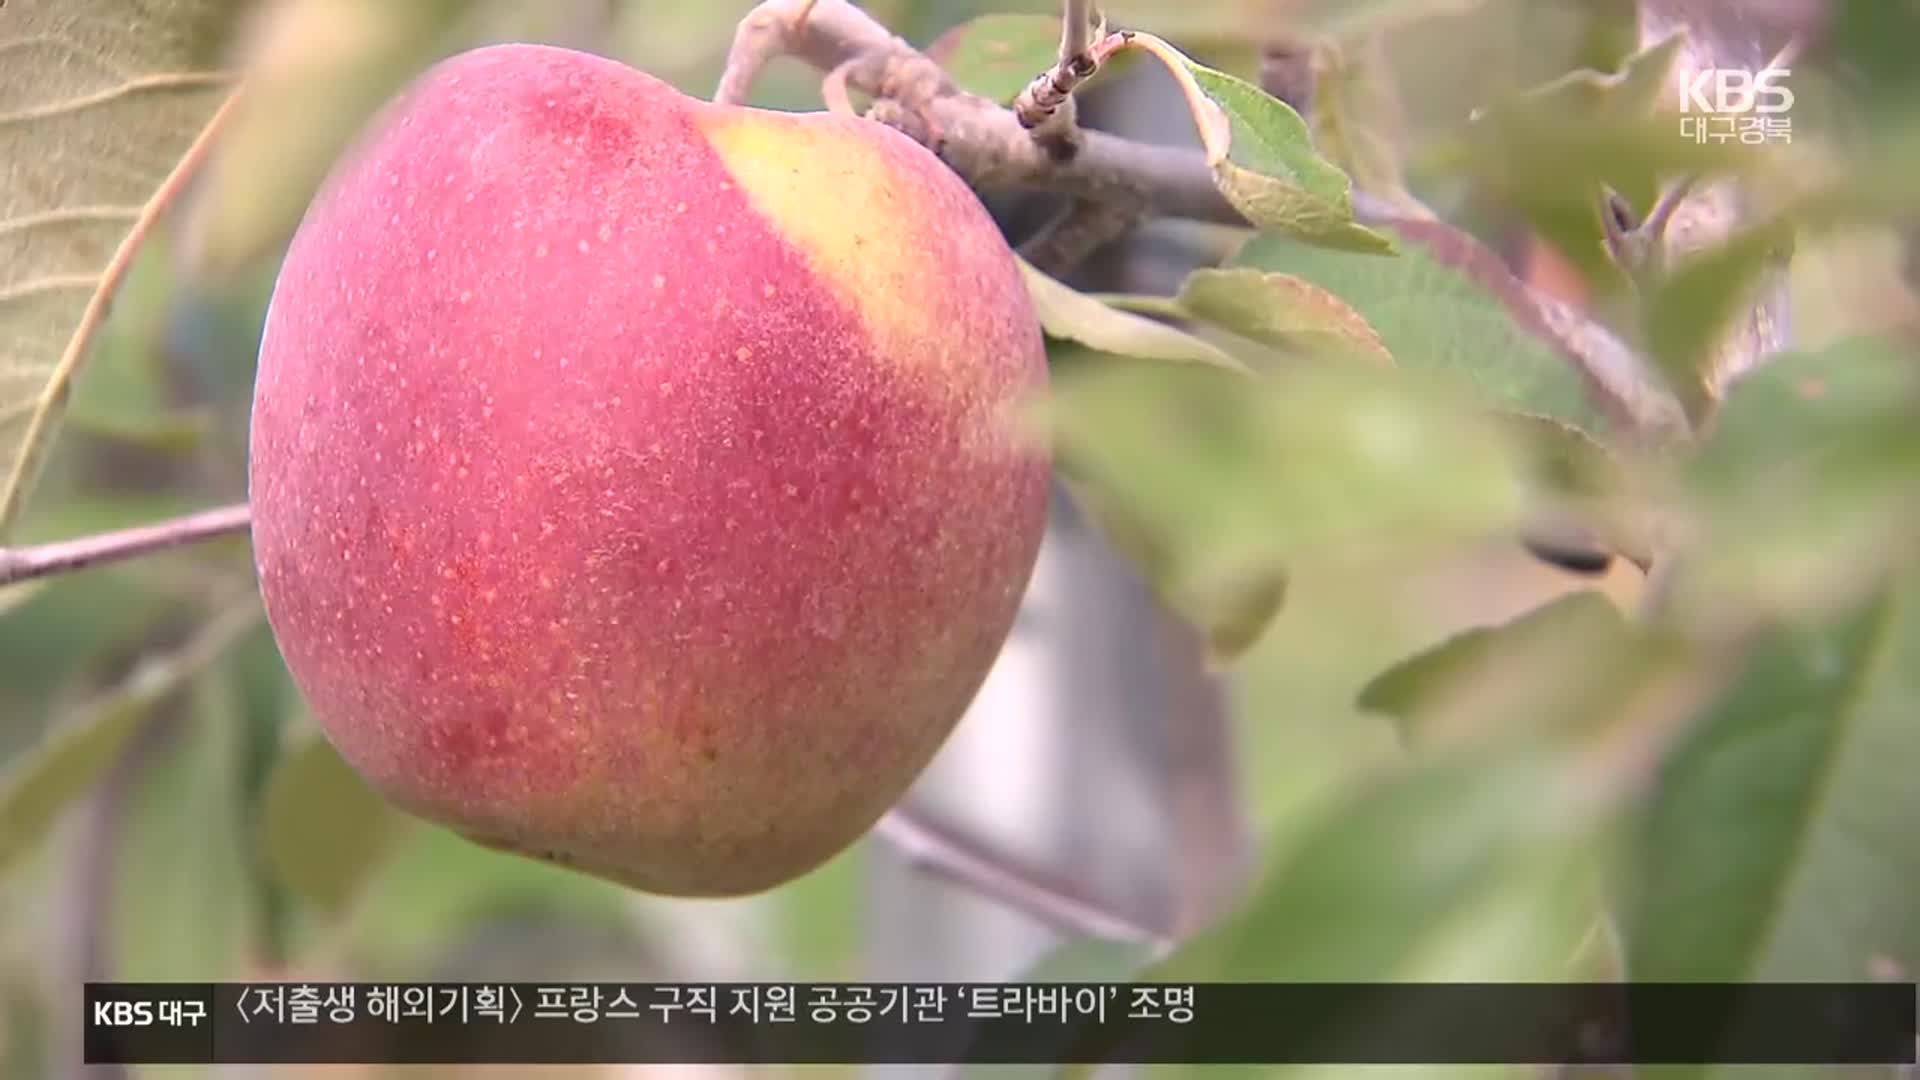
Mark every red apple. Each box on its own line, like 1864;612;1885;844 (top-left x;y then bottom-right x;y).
247;43;1050;895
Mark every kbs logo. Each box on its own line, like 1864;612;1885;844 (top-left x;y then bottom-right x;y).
1679;69;1793;145
91;996;207;1026
1681;69;1795;114
93;1000;153;1026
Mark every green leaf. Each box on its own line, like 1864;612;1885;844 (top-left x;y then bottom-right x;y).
1625;577;1920;998
179;0;482;278
1309;36;1419;214
1173;267;1394;364
1046;356;1529;667
1231;222;1616;433
1050;358;1527;565
1058;465;1288;667
1019;259;1248;372
109;658;260;981
53;227;212;454
1121;33;1394;253
0;538;186;735
771;841;867;979
1133;743;1615;1078
1641;217;1796;423
1501;413;1659;571
0;697;153;880
1357;591;1631;735
259;730;403;916
345;819;634;973
1671;338;1920;628
0;0;242;538
926;14;1067;105
0;580;45;622
0;599;259;879
1021;935;1158;983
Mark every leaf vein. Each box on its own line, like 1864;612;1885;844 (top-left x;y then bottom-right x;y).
0;71;230;128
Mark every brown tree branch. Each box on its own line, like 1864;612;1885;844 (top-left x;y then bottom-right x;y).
0;502;251;588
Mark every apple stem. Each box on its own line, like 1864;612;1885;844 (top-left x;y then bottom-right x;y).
0;502;253;589
876;807;1175;954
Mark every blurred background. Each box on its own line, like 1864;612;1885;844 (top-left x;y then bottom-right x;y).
3;0;1916;1077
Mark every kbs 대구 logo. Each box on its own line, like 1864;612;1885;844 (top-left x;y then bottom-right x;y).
1679;68;1794;145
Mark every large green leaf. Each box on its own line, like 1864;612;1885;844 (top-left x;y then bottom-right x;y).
0;0;241;538
1625;578;1920;993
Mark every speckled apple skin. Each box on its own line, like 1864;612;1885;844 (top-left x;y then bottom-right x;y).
247;44;1050;896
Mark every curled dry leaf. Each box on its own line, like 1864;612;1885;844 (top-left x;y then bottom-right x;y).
0;0;242;539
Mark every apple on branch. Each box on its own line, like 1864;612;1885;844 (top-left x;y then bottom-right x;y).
247;43;1052;896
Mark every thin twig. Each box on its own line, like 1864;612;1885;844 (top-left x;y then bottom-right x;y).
1059;0;1096;70
0;502;251;588
876;807;1173;954
1013;0;1104;157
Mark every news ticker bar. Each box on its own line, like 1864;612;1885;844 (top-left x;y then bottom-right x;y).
85;981;1919;1066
